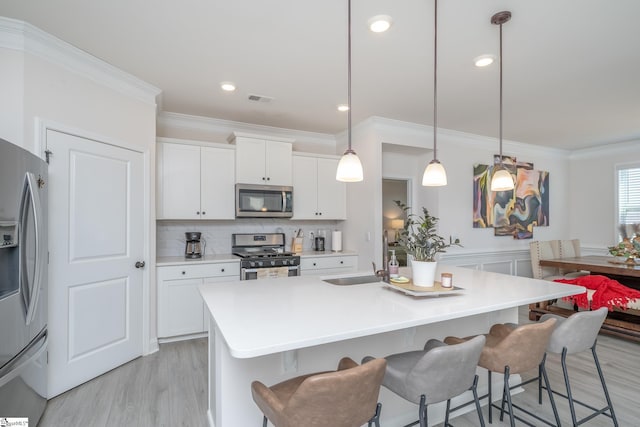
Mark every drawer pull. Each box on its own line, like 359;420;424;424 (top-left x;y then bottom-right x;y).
340;261;344;264
313;262;317;266
181;271;186;275
221;268;225;272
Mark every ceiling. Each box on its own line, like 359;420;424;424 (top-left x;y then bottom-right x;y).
3;0;640;150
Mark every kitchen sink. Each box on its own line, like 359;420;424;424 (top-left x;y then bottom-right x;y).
323;275;382;286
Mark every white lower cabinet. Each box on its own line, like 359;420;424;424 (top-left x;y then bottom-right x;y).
300;254;358;276
157;262;240;338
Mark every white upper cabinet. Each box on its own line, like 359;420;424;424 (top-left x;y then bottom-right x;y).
230;133;293;186
292;154;346;220
157;140;235;220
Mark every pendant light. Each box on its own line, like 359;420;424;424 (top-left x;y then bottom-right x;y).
490;11;515;192
336;0;364;182
422;0;447;186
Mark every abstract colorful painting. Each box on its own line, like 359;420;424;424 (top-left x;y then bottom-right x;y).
473;156;549;240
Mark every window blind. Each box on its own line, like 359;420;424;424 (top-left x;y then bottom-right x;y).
618;167;640;230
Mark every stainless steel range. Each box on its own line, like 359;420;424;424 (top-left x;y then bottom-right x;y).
232;233;300;280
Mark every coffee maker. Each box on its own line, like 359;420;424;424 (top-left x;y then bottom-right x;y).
313;229;326;252
185;232;205;259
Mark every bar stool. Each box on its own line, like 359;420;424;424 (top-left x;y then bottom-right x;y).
363;335;486;427
251;357;386;427
445;318;559;427
538;307;618;426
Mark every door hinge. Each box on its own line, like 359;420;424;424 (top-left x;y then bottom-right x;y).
45;150;53;164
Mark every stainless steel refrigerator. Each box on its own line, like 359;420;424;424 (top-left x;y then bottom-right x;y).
0;138;48;424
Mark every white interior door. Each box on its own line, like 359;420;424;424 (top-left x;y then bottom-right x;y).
46;129;144;397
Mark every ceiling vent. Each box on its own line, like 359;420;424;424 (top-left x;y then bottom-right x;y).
247;94;274;103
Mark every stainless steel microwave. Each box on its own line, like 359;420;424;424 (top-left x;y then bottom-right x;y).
235;184;293;218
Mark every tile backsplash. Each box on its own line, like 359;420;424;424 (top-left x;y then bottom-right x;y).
157;219;343;257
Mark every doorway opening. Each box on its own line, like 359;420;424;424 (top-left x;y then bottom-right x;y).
382;178;410;266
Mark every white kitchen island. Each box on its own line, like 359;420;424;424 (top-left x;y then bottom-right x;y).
199;266;584;427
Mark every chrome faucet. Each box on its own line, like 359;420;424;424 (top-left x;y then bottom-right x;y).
372;231;390;282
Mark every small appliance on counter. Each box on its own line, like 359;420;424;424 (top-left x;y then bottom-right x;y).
185;232;205;258
313;235;325;251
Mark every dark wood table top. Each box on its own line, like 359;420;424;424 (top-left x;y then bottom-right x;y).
539;255;640;278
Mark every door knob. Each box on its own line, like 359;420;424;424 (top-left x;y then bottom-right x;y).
135;261;146;269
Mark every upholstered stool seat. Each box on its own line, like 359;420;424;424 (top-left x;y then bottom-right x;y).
445;318;559;427
251;357;386;427
539;307;618;426
364;335;486;427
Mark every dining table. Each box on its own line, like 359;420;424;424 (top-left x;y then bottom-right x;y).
539;255;640;290
534;255;640;342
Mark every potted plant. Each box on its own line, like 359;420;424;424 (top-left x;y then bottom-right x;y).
608;233;640;265
394;201;461;286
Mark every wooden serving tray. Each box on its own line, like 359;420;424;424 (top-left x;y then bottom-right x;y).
385;280;463;297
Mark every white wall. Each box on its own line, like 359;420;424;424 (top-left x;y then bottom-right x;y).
569;141;640;249
1;17;160;351
349;117;575;269
0;49;25;145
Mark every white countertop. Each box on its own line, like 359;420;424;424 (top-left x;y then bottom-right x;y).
156;254;238;266
157;250;357;266
199;266;584;359
296;250;357;258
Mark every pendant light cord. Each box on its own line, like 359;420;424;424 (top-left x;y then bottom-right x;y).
499;20;503;162
347;0;353;154
433;0;438;160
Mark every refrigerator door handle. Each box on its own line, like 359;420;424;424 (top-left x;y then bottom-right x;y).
0;330;47;389
19;172;45;326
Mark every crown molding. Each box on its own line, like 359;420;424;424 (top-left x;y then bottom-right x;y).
0;16;161;106
569;138;640;159
157;111;336;146
363;116;571;157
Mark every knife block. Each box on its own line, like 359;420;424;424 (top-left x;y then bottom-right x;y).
291;237;303;253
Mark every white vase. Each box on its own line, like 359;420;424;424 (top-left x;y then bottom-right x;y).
411;259;437;287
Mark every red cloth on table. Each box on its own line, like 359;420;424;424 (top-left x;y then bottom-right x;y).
554;275;640;311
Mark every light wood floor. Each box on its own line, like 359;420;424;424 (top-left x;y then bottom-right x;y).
40;307;639;427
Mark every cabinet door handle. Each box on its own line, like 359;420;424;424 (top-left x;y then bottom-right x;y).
267;177;270;181
340;261;344;264
196;211;200;215
221;268;225;272
313;262;317;266
182;271;186;275
202;211;206;215
262;177;266;181
319;212;322;215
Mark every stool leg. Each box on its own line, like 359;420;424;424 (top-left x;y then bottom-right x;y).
419;394;428;427
487;370;493;424
560;347;578;426
538;361;543;404
471;374;486;427
502;366;516;427
541;354;561;427
262;415;268;427
592;345;619;427
444;399;451;427
368;402;382;427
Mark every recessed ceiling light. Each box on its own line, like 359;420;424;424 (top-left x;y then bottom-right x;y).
368;15;393;33
220;82;236;91
337;104;349;112
474;55;495;67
